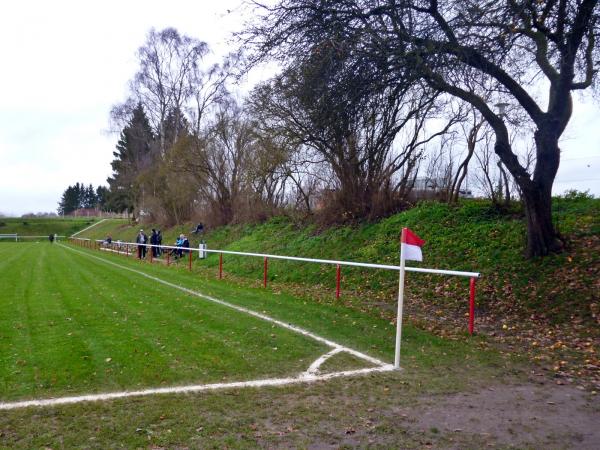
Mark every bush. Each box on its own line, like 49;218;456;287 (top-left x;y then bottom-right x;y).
560;189;595;201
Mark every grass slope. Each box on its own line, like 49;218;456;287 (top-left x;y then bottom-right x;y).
79;196;599;325
0;217;96;238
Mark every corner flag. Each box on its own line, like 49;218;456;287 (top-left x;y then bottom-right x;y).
400;228;425;262
395;227;425;369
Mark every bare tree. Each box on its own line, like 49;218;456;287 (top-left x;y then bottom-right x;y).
449;109;485;204
248;42;457;220
244;0;600;256
121;28;209;155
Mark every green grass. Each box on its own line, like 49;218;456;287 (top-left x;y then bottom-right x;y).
0;241;518;448
0;217;96;239
79;197;599;326
0;243;329;401
0;242;502;403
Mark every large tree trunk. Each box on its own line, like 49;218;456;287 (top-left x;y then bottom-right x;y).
494;125;564;258
518;127;563;257
521;184;563;257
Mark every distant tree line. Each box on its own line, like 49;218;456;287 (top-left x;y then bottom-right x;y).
101;0;599;259
57;183;109;216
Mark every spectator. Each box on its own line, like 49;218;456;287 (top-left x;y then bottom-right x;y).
192;223;204;234
171;234;184;259
182;234;190;254
48;234;54;244
136;229;147;259
157;230;163;256
150;229;158;257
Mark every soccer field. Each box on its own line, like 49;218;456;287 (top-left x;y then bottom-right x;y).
0;242;513;448
0;242;392;407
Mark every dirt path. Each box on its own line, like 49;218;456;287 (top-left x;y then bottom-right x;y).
390;382;599;449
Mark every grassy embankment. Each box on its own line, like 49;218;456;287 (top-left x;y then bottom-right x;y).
79;196;599;328
0;217;96;239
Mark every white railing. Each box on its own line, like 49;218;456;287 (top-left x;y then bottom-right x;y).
69;237;480;278
0;234;66;242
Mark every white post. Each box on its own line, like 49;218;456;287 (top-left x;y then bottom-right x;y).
394;228;406;369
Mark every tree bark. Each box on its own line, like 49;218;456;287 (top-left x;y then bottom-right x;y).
521;184;563;258
517;127;563;258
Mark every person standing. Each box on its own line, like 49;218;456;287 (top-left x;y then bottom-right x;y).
136;229;147;259
175;234;184;258
150;229;158;257
48;234;54;244
157;230;163;256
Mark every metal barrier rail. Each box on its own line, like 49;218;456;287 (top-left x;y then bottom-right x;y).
72;237;480;278
69;237;481;338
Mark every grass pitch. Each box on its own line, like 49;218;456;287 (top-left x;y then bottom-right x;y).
0;243;333;402
0;241;518;448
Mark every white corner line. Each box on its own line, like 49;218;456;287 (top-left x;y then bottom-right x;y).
0;365;397;411
70;218;108;237
0;245;398;411
304;348;345;376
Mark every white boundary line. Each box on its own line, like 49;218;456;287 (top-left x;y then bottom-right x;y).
0;244;395;410
70;218;108;237
0;366;394;410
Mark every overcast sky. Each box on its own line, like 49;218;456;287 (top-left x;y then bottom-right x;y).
0;1;598;216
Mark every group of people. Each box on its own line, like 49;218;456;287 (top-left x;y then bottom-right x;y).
135;229;163;259
135;229;191;260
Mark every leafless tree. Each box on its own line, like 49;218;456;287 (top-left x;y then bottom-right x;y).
248;44;458;221
114;28;209;155
243;0;600;256
449;109;485;203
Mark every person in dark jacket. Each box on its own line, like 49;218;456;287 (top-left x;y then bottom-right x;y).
192;223;204;234
150;229;158;257
156;230;163;256
136;229;147;259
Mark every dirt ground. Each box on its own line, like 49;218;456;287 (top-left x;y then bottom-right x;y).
283;379;600;449
391;382;600;449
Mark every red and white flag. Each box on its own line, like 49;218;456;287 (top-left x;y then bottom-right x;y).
400;227;425;262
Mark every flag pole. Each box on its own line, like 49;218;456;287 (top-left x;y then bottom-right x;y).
395;227;407;369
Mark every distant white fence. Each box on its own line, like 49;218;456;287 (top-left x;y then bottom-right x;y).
0;234;65;242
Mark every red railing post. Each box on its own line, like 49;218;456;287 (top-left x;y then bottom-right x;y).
188;250;192;271
219;253;223;279
263;256;268;288
336;264;341;299
149;246;153;263
166;250;170;266
469;277;476;335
